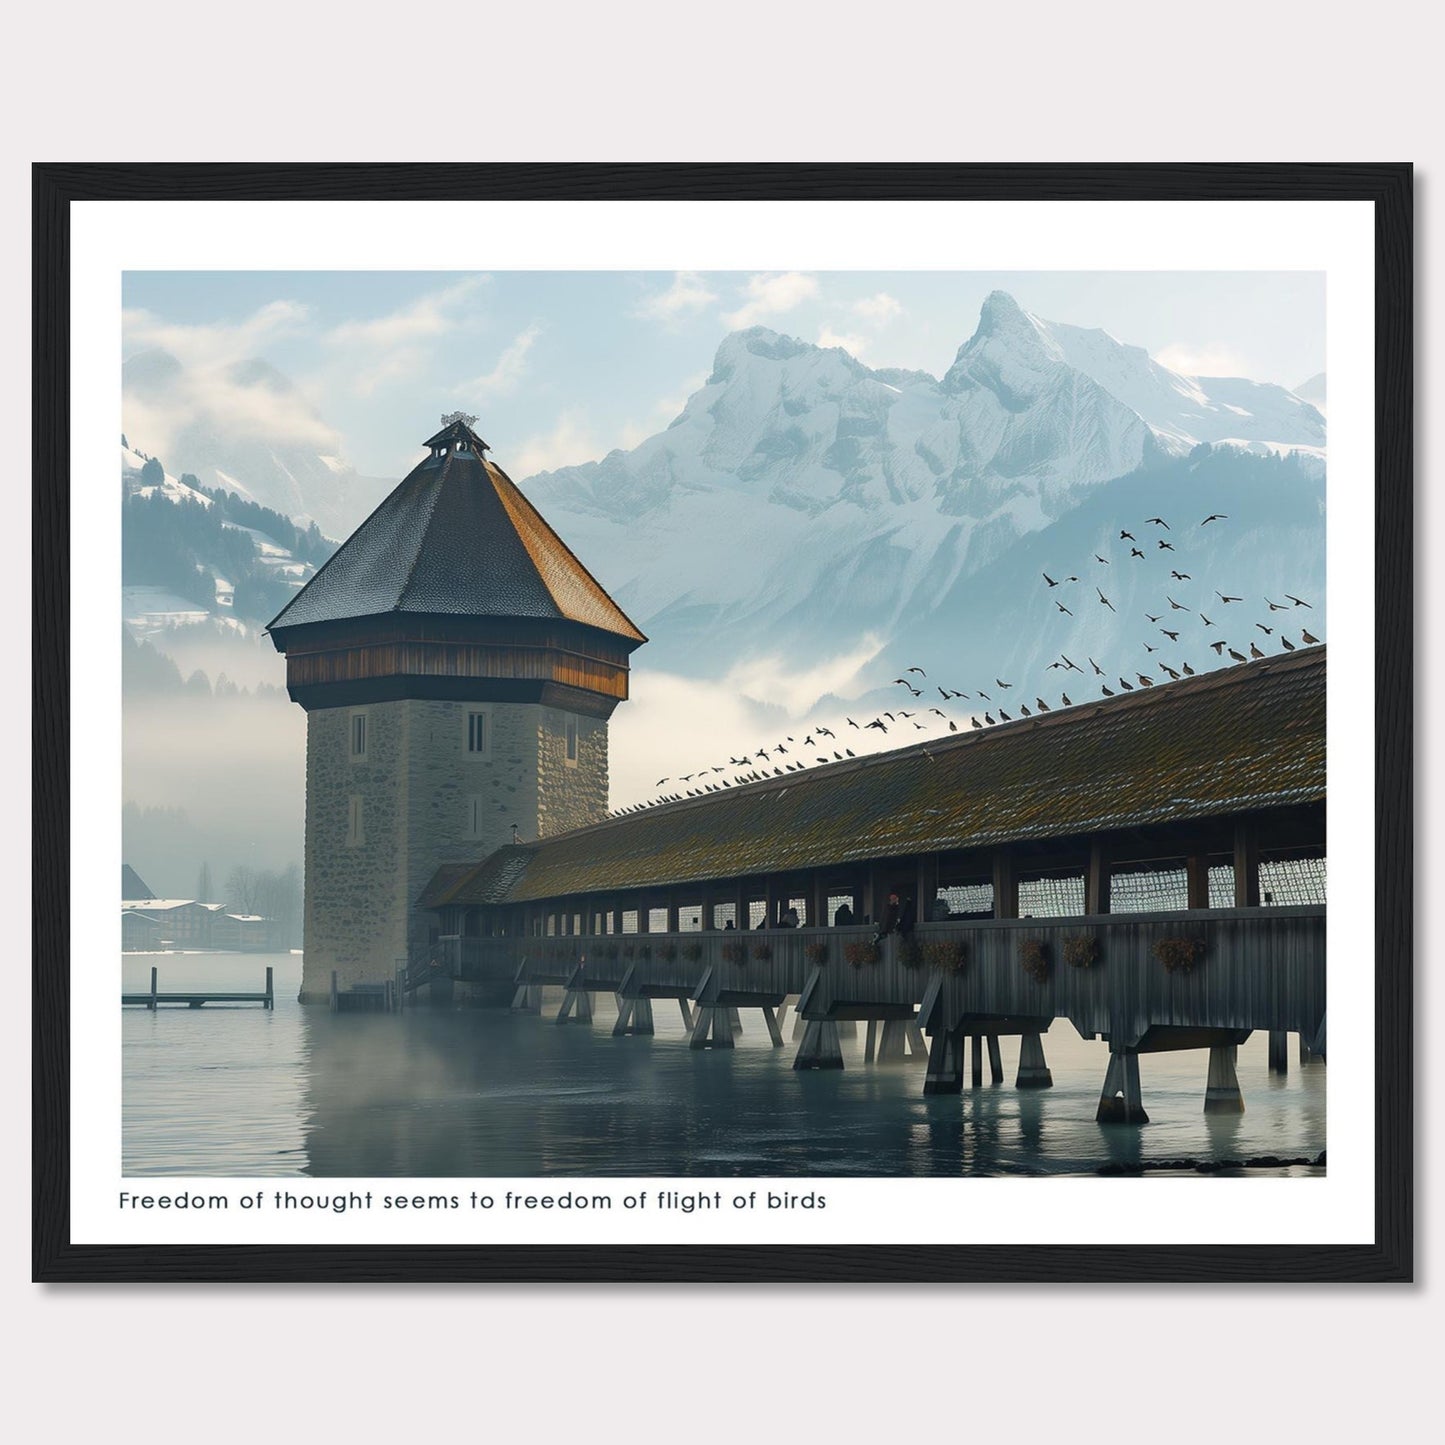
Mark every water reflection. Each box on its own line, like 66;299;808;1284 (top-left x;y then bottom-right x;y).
122;953;1326;1178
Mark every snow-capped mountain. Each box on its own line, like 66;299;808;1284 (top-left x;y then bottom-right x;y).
123;349;392;540
1294;373;1327;415
523;292;1325;679
966;294;1327;455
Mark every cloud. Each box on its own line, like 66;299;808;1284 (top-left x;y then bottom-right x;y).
634;271;718;323
1154;342;1255;379
459;323;542;398
608;635;887;807
509;410;607;477
816;326;869;358
324;277;488;351
852;292;903;325
123;299;313;369
723;272;819;329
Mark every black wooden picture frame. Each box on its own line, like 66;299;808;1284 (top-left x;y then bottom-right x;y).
32;163;1413;1283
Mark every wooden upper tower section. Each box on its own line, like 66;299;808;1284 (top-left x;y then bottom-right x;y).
267;417;646;714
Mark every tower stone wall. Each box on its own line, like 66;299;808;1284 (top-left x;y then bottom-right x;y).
300;697;608;999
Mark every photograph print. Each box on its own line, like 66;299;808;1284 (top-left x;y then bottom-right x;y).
117;263;1332;1185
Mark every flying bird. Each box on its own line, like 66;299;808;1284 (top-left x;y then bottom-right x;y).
907;665;928;674
1170;571;1191;581
1043;572;1059;587
1055;601;1074;616
1157;540;1175;551
1097;587;1116;612
1146;517;1170;529
1287;595;1313;609
1255;623;1273;635
1061;655;1083;673
1215;592;1241;604
1119;530;1135;541
995;678;1014;689
846;718;859;728
1200;614;1215;627
1095;554;1110;564
1167;596;1191;612
1210;641;1229;654
1160;628;1180;641
1130;547;1145;559
1265;597;1289;612
865;719;887;732
1089;657;1104;676
1201;513;1228;526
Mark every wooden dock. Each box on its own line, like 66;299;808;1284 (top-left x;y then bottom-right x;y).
123;965;275;1010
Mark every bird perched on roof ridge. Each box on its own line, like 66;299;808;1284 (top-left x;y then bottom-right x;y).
1302;629;1319;644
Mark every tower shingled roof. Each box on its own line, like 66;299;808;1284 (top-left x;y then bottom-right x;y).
266;421;645;644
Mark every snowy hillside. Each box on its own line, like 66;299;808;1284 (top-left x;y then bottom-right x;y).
123;349;393;539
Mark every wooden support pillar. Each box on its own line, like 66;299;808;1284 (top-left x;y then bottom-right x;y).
864;1018;877;1064
924;1027;964;1094
556;986;594;1025
666;897;680;934
1016;1031;1053;1088
876;1017;926;1063
1298;1031;1313;1064
637;897;651;933
1203;1042;1245;1114
1097;1047;1149;1124
612;996;655;1037
1186;854;1210;910
970;1034;984;1086
792;1018;844;1070
728;1005;743;1035
809;872;828;931
986;1034;1004;1083
329;969;338;1013
1086;840;1111;915
762;1005;784;1047
993;852;1018;920
699;883;713;932
1268;1029;1289;1074
678;998;695;1031
689;1004;736;1050
150;965;159;1012
1233;820;1261;908
917;854;940;925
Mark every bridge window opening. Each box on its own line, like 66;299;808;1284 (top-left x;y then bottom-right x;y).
747;900;767;930
787;897;808;926
1208;864;1236;907
711;902;737;930
677;904;703;932
826;893;858;926
621;909;639;934
647;907;668;933
1109;864;1187;912
936;882;993;919
546;914;557;936
1017;873;1085;918
572;913;583;935
1260;853;1326;906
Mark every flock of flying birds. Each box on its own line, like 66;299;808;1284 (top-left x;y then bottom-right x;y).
610;509;1322;816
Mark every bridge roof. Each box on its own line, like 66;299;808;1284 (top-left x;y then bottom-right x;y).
267;421;645;646
424;646;1327;909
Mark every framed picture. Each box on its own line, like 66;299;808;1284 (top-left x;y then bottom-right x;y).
33;163;1412;1282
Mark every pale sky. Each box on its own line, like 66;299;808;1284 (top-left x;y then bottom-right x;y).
122;270;1325;481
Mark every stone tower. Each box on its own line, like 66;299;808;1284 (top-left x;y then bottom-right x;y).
268;416;646;1002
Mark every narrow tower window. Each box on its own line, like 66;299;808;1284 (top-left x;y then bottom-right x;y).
465;710;489;755
465;795;484;840
565;716;578;764
349;711;368;761
346;795;363;846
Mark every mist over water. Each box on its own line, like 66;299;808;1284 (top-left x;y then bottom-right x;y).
122;954;1325;1178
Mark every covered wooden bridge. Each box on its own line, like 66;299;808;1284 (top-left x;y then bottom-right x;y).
415;647;1327;1122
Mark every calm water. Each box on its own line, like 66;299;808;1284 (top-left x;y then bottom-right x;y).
122;953;1325;1177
